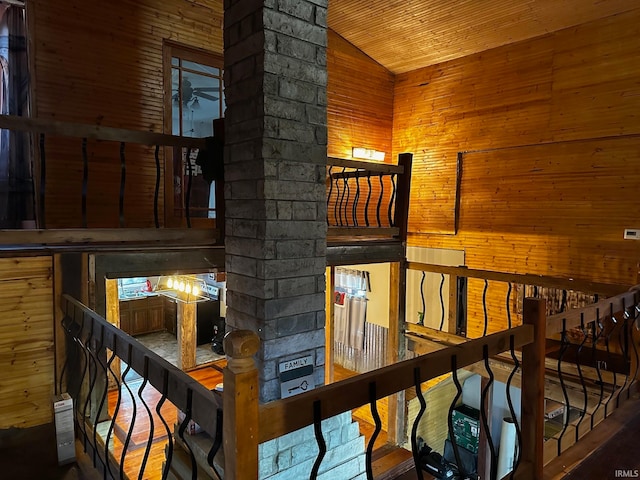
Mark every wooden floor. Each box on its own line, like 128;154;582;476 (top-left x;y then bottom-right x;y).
103;362;224;479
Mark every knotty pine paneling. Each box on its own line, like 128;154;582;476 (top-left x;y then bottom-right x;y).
327;30;394;162
329;0;636;74
30;0;222;227
0;256;54;429
395;10;640;287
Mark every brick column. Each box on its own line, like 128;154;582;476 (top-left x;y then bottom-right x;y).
224;0;328;402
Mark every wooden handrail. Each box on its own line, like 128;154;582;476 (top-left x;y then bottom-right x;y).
0;114;207;148
407;262;631;296
61;294;221;436
327;156;404;174
546;286;640;334
0;228;219;247
258;325;534;443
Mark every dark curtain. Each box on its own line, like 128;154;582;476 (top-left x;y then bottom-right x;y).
0;4;33;228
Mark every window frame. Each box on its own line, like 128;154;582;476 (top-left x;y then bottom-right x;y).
162;40;224;228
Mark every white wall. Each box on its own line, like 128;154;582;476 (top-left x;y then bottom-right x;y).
461;374;522;446
405;247;465;330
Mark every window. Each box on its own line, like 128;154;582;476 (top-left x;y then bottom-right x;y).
163;42;224;226
0;0;32;229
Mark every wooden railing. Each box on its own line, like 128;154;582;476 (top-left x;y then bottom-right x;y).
404;262;640;473
60;294;224;479
0;114;222;248
224;311;540;479
326;153;412;241
60;275;640;479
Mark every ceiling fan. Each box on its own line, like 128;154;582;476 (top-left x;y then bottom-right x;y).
173;78;219;107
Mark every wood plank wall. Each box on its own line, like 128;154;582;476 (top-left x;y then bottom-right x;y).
0;256;54;429
393;10;640;333
327;31;395;228
29;0;223;227
327;30;394;161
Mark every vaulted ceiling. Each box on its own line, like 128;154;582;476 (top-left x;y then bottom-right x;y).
328;0;639;74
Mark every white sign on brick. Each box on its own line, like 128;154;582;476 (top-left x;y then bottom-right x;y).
279;355;315;398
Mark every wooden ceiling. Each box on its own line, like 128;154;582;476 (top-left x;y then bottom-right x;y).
328;0;639;74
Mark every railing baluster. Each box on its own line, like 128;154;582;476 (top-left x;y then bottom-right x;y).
616;300;630;407
81;137;88;228
388;172;396;227
419;271;426;326
177;388;198;480
482;279;489;337
438;273;445;331
157;369;173;480
337;167;347;226
364;174;372;226
326;165;333;226
154;144;161;228
604;304;617;417
447;355;467;478
480;344;498;480
39;133;46;228
343;172;351;226
352;170;360;226
310;400;326;480
557;318;571;455
104;336;121;479
137;356;154;480
334;168;343;226
207;408;224;479
82;317;98;460
505;335;522;479
119;142;126;227
365;382;382;480
591;310;605;429
92;324;109;472
73;310;90;450
376;174;383;227
574;315;588;442
629;301;640;398
120;344;138;479
185;147;193;228
410;367;426;480
506;282;513;329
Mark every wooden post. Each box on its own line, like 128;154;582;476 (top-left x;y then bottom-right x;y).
387;260;407;444
177;301;197;370
223;329;260;480
325;266;335;384
105;279;122;387
447;274;458;334
519;297;546;478
53;254;66;394
393;153;413;243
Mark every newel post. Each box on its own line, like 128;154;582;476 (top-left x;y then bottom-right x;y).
519;297;546;478
223;329;260;479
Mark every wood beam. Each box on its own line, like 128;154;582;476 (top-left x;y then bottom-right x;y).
0;114;207;148
327;157;404;174
105;279;122;387
177;302;197;371
404;322;467;345
0;228;219;247
407;262;631;296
